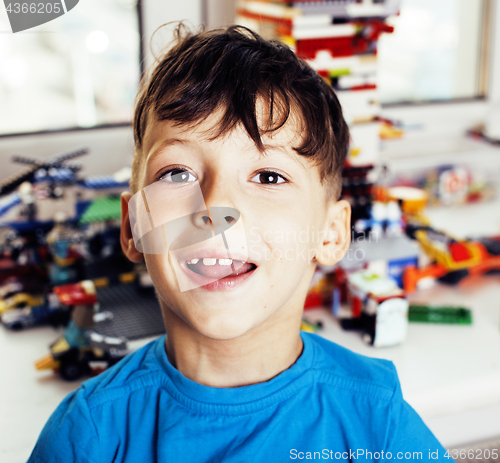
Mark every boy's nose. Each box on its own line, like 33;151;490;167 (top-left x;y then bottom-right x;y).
192;207;239;235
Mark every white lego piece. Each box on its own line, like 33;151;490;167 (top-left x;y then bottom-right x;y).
347;121;381;166
292;24;356;40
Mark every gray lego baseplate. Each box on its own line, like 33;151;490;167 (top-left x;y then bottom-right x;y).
93;284;165;341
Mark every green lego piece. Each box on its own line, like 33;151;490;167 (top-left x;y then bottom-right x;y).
408;304;472;325
80;196;122;224
329;68;351;78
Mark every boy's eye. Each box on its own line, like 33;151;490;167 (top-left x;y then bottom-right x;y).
250;171;287;185
159;167;197;183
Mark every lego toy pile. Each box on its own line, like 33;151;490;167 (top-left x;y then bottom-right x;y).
0;149;165;381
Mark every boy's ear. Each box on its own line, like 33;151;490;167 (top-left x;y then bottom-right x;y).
120;192;144;263
315;199;351;267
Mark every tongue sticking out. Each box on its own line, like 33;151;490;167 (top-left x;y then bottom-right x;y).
187;260;255;279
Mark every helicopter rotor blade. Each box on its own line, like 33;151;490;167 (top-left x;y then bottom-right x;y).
11;147;88;170
11;155;44;167
48;147;89;166
0;165;39;197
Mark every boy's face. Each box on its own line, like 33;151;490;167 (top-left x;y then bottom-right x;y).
121;105;350;340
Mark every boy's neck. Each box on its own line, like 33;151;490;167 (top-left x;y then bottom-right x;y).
161;303;304;388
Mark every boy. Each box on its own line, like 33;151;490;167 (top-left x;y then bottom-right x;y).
28;24;449;462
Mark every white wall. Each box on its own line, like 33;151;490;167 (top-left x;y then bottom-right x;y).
489;0;500;103
380;0;500;158
141;0;202;69
0;0;203;183
205;0;235;29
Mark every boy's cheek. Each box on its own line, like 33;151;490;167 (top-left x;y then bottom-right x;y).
144;254;178;294
250;215;324;263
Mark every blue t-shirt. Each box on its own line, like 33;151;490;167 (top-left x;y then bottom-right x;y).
28;332;449;462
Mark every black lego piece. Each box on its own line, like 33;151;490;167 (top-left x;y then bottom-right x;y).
93;284;165;340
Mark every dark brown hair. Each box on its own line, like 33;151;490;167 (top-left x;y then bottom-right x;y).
131;23;350;197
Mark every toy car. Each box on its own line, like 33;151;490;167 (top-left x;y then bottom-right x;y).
403;226;500;293
340;269;409;347
0;279;24;299
0;292;44;315
1;293;71;330
35;279;165;381
37;331;127;381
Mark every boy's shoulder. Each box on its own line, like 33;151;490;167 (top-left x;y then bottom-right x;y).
27;339;166;463
304;331;399;400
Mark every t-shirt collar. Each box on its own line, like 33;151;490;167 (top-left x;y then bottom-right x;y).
154;331;316;415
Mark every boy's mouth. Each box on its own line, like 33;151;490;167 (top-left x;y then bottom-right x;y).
185;258;256;279
176;248;258;291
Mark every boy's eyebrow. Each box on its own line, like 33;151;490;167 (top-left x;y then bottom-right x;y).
258;143;306;170
147;138;194;162
251;143;289;159
149;139;289;158
148;138;305;170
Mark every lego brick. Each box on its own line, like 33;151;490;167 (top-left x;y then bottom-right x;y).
339;234;420;270
408;305;473;325
0;192;21;218
79;196;122;224
307;53;377;74
93;284;165;340
296;35;370;60
295;0;400;18
80;176;129;190
292;24;356;40
337;73;377;90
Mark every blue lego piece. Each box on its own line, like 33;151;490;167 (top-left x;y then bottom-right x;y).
33;167;76;184
331;288;341;317
79;176;129;190
75;200;92;220
387;256;418;288
0;219;55;232
0;192;21;218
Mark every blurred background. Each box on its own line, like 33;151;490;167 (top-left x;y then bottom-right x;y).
0;1;499;462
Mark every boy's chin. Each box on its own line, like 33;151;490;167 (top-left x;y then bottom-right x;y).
187;311;263;341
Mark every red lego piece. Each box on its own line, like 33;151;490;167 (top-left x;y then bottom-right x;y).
448;242;472;262
296;19;393;61
54;281;98;306
304;292;323;310
352;296;362;318
355;20;394;42
296;36;370;60
349;84;377;91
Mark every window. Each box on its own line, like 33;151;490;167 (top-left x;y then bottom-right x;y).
0;0;142;136
378;0;488;105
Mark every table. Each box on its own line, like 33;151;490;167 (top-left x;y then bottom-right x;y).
0;326;83;463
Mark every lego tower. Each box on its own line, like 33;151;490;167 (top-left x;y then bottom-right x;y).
236;0;401;230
